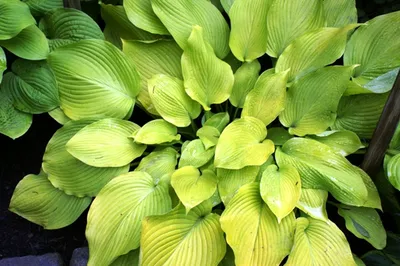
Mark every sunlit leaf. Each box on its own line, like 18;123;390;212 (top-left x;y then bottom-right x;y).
387;154;400;191
308;130;364;156
133;119;180;145
220;182;295;266
0;0;35;40
86;171;171;266
179;139;215;168
197;126;220;150
267;127;292;146
215;117;274;169
203;112;230;132
23;0;63;17
48;107;71;125
9;174;91;230
110;249;139;266
220;0;234;13
323;0;357;27
296;188;329;222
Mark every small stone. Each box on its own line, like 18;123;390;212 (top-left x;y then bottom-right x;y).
0;253;63;266
69;247;88;266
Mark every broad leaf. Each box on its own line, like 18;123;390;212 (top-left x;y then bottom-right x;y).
140;203;226;266
0;25;49;60
179;139;215;168
229;61;260;108
361;251;394;266
275;24;359;82
387;154;400;191
0;0;35;40
171;166;218;212
266;0;325;58
124;0;168;35
0;73;32;139
338;205;386;249
133;119;180;145
308;130;364;156
260;164;301;222
242;69;289;126
332;93;389;138
229;0;272;61
9;174;91;230
203;112;230;132
47;39;140;120
323;0;357;27
39;8;104;50
267;127;292;146
123;39;182;115
67;118;146;167
215;117;274;169
48;107;71;125
286;217;356;266
276;138;380;208
197;126;220;149
86;171;171;266
42;120;129;197
148;74;201;127
8;59;59;114
151;0;230;58
220;182;295;266
182;26;234;110
23;0;63;17
220;0;234;13
110;249;139;266
296;188;329;221
279;66;356;136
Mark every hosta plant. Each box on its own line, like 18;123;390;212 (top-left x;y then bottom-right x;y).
3;0;400;265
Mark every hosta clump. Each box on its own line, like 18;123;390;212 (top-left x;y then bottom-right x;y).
2;0;400;265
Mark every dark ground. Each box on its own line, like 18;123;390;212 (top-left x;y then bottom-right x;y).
1;1;400;264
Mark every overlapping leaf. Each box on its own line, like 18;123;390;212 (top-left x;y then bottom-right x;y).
0;47;6;83
229;61;260;108
0;0;35;40
179;139;215;168
323;0;357;27
387;154;400;191
133;119;180;145
23;0;63;17
48;107;71;125
267;127;292;146
296;188;329;221
308;130;364;156
203;112;230;132
196;126;220;149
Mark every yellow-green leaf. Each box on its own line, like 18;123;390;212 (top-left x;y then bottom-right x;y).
323;0;357;27
182;26;234;110
220;0;234;13
387;154;400;191
220;182;295;266
275;24;359;82
48;107;71;125
47;39;140;120
203;112;230;132
286;217;357;266
338;205;387;249
215;117;274;169
242;69;289;126
151;0;230;58
66;118;146;167
140;203;226;266
171;166;218;212
296;188;329;222
308;130;364;156
133;119;180;145
86;171;171;266
9;174;91;230
110;249;139;266
148;74;201;127
228;0;272;61
266;0;325;58
179;139;215;168
197;126;220;150
267;127;292;146
0;0;35;40
260;164;301;222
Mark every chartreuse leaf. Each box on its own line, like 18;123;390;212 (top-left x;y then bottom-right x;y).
0;73;32;139
49;107;70;125
387;154;400;190
221;182;295;266
171;166;218;212
267;127;292;146
47;39;140;120
242;69;289;126
204;112;230;132
286;217;356;266
266;0;325;58
0;0;35;40
23;0;63;17
179;139;215;168
135;147;178;183
389;123;400;150
123;41;182;115
228;0;272;61
260;164;301;222
276;24;359;82
148;74;201;127
323;0;357;27
229;61;260;108
220;0;234;13
43;120;129;197
344;12;400;90
276;138;380;208
8;59;58;114
124;0;168;35
0;25;49;60
338;205;386;249
353;254;366;266
357;167;381;210
215;117;274;169
182;26;234;110
86;171;171;266
140;202;226;266
110;249;139;266
296;188;329;221
0;47;6;82
308;130;364;156
197;126;220;149
217;166;259;205
39;8;104;50
279;66;356;136
66;119;146;168
332;93;389;138
9;174;91;230
151;0;230;58
133;119;180;145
